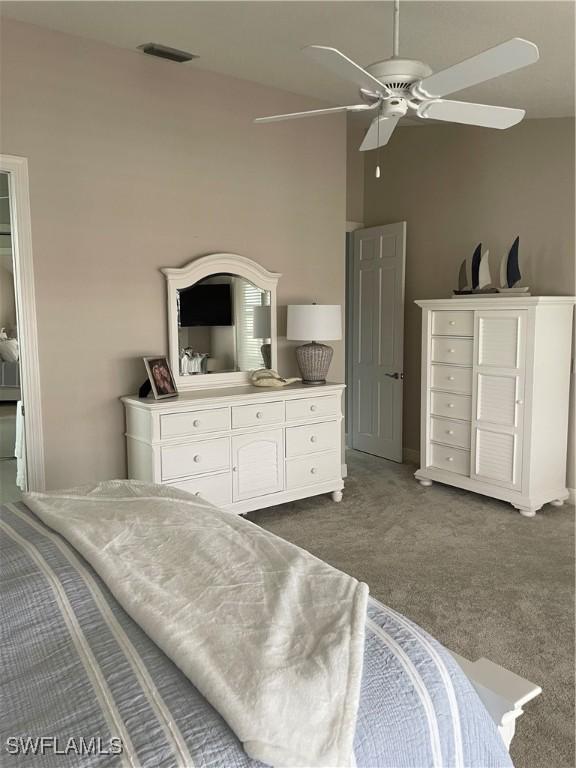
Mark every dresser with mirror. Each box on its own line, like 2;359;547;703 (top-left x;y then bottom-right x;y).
122;253;345;514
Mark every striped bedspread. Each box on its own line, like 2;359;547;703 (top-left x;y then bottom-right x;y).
1;502;512;768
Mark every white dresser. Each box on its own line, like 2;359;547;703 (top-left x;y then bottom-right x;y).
415;297;575;516
122;382;345;515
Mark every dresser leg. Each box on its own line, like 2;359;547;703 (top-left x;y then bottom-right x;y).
550;499;565;507
513;504;540;518
418;478;433;487
331;490;343;503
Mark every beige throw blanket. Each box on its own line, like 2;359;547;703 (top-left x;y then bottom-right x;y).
25;481;368;768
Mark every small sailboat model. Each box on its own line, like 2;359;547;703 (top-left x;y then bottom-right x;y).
453;244;497;296
498;236;530;294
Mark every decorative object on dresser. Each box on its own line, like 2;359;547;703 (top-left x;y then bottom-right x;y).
143;356;178;400
122;382;345;514
415;297;575;516
498;236;530;295
454;243;497;296
287;304;342;385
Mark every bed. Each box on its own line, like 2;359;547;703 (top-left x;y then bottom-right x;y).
1;485;540;768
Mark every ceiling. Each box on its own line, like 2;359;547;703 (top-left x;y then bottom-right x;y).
1;1;574;118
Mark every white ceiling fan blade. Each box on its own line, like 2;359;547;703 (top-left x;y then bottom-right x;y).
359;116;400;151
304;45;392;95
417;99;525;129
413;38;539;99
255;103;375;124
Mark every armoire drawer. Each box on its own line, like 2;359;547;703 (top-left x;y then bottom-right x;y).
161;437;230;481
232;401;284;429
431;337;473;366
286;396;339;421
286;452;340;490
431;364;472;394
432;311;474;337
430;443;470;476
286;421;338;458
430;417;471;450
160;407;230;439
430;391;471;421
170;472;233;506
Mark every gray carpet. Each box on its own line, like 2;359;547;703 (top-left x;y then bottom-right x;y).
246;450;575;768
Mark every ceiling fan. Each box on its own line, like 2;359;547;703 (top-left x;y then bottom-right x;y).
255;0;539;155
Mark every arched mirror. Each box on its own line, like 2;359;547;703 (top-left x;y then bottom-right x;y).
163;254;281;390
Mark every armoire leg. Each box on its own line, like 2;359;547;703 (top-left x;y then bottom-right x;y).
513;504;540;518
331;490;343;503
550;499;565;507
418;478;433;487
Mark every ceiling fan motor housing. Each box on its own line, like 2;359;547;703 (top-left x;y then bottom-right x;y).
365;57;433;96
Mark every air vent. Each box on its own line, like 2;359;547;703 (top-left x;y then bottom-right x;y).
138;43;198;63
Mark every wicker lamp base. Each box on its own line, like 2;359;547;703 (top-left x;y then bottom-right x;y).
295;342;333;385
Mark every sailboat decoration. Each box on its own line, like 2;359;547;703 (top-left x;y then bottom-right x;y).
498;236;530;294
453;243;497;296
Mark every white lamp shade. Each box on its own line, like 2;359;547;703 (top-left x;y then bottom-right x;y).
287;304;342;342
253;305;271;339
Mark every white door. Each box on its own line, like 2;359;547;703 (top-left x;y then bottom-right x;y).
471;310;526;490
232;429;284;501
350;222;406;462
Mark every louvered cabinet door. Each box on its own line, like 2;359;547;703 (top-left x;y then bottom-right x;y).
471;310;527;490
232;429;284;502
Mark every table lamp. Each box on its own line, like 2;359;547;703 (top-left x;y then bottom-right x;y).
253;305;272;369
287;304;342;385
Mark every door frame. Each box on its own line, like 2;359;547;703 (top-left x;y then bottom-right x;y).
1;154;45;490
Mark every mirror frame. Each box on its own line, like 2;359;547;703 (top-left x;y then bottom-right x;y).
162;253;281;390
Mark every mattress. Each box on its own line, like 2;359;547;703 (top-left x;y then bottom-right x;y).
0;501;512;768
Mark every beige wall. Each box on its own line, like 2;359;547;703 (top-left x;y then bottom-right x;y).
363;118;575;486
346;115;366;224
0;19;347;489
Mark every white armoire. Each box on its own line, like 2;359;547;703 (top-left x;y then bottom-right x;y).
414;297;575;516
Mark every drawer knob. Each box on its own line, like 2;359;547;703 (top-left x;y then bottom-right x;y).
447;430;454;435
448;376;455;381
193;419;200;427
449;320;456;326
448;403;455;408
310;467;318;474
449;348;455;353
446;456;454;462
310;405;317;412
193;455;201;463
256;411;264;419
194;491;201;496
516;399;523;405
310;435;317;443
232;466;238;472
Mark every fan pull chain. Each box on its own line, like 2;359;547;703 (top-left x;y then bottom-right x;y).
375;109;381;179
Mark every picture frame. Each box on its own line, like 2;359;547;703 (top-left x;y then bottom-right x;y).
143;356;178;400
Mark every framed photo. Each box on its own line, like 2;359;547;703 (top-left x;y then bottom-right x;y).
143;356;178;400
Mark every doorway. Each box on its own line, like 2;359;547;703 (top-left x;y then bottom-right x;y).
346;222;406;462
0;155;44;499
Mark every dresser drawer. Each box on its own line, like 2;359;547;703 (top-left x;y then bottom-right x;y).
431;337;473;366
430;443;470;476
161;437;230;481
286;452;340;490
160;408;230;439
170;472;233;506
430;391;471;422
232;401;284;429
286;421;339;458
432;310;474;337
286;395;339;421
431;364;472;394
430;417;471;450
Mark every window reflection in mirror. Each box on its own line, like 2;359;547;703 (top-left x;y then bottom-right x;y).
177;274;271;376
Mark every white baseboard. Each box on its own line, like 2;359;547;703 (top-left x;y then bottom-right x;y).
568;487;575;506
341;463;348;479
